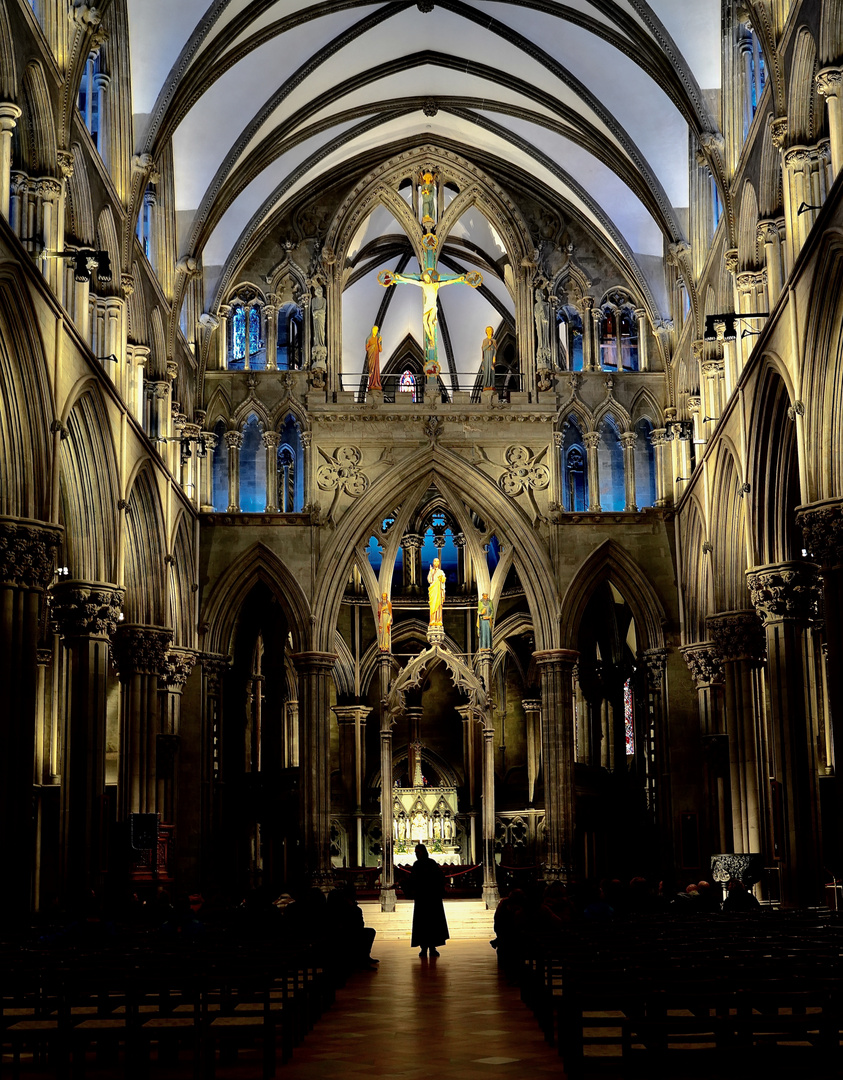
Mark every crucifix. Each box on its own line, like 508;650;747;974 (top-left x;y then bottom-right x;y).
378;236;482;378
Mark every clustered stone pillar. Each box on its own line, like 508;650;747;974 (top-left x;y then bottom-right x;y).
522;698;542;806
264;300;278;371
707;610;767;859
0;518;62;921
332;705;370;867
200;654;230;870
651;428;671;507
797;498;843;880
746;561;822;906
681;643;729;856
112;625;173;818
457;703;479;863
51;582;124;905
633;308;649;371
583;431;601;512
200;431;218;512
376;652;395;911
534;649;578;879
293;651;337;885
481;717;499;908
620;431;638;511
817;68;843;178
159;649;197;826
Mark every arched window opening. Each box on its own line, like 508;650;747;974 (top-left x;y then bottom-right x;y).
598;418;625;512
239;414;266;512
740;24;766;141
557;306;583;371
421;523;459;585
561;420;588;512
248;306;265;369
137;186;154;261
365;536;383;575
212;419;228;511
399;370;417;402
634;418;657;508
711;173;723;234
599;302;638;371
486;535;500;576
78;51;103;151
277;415;303;511
391;545;404;592
230;304;246;367
277;302;302;370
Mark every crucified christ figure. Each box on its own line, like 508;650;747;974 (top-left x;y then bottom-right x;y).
378;266;482;372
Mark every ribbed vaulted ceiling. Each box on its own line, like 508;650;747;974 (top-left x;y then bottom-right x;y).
127;0;720;330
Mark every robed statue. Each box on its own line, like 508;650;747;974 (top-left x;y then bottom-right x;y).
481;326;497;389
477;592;494;650
428;558;446;627
366;325;383;390
534;289;552;366
378;591;392;651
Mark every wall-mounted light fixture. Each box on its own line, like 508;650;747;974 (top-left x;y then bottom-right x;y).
40;247;112;283
797;202;824;215
703;312;769;342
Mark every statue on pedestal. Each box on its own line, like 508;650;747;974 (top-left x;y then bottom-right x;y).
428;558;446;627
366;325;382;391
481;326;497;390
534;288;552;367
377;591;392;651
477;592;494;650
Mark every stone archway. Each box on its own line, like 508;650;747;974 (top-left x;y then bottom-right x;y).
378;642;499;910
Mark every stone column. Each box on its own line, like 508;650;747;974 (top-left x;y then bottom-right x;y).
263;431;281;512
707;611;768;858
264;301;278;371
681;643;729;856
757;220;783;307
522;698;542;805
199;432;217;513
481;722;499;908
300;432;313;511
651;429;670;507
159;649;196;826
224;430;242;512
332;705;370;865
292;651;337;884
218;305;230;370
51;582;124;905
0;519;62;921
746;562;822;905
112;625;172;819
0;104;21;221
376;652;395;910
702;359;725;424
796;499;843;879
580;297;597;371
403;533;422;593
817;68;843;178
200;654;230;872
534;649;578;880
457;704;479;863
36;179;62;291
620;431;637;511
583;431;601;512
633;308;649;371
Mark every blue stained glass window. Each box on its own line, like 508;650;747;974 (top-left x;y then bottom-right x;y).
232;305;246;360
366;536;382;574
399;370;417;402
624;677;634;756
249;307;261;355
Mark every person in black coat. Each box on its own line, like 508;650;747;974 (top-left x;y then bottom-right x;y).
403;843;450;958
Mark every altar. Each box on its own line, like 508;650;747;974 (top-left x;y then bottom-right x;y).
392;784;460;860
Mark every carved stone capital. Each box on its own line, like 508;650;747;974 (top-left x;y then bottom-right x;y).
641;647;669;690
165;361;179;382
262;431;282;450
161;648;197;691
0;518;63;590
202;431;218;452
583;431;601;451
533;648;579;673
724;249;738;276
224;430;243;451
816;67;843;99
680;642;725;688
707;610;765;664
796;499;843;566
691;339;705;362
745;561;820;625
292;651;338;677
201;653;231;695
619;431;637;450
650;428;669;447
111;625;172;679
0;103;23;135
756;218;780;246
50;581;124;639
770;116;788;151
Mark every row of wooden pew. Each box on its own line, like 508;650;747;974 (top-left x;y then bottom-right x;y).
506;909;843;1074
1;938;336;1078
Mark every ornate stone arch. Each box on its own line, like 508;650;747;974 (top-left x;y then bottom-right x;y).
629;386;663;427
66;144;95;246
593;400;632;434
559;539;667;653
232;398;271;430
788;27;820;145
123;463;167;625
202;384;232;430
168;508;195;648
95;208;122;294
552;259;592;306
709;441;751;611
21;61;56;175
312;449;558;655
679;494;712;644
201;541;311;656
0;2;16;101
386;644;492;731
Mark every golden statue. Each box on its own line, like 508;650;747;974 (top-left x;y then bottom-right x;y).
366;325;382;390
377;591;392;651
428;557;446;626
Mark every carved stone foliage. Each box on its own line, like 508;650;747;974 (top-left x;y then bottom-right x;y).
680;642;724;688
0;519;62;590
201;653;231;695
707;611;765;664
111;625;173;679
50;582;124;639
710;853;764;886
161;649;197;690
641;648;669;690
386;644;491;730
316;446;369;497
796;499;843;566
745;562;819;625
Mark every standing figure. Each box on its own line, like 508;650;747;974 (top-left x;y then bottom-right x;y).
534;289;552;365
420;170;437;228
402;843;450;959
428;558;446;626
481;326;497;389
378;267;481;371
311;284;327;349
377;591;392;651
477;592;494;650
366;325;383;390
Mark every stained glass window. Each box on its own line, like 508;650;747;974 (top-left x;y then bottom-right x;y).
624;677;634;756
249;306;262;355
232;305;246;360
399;370;416;402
